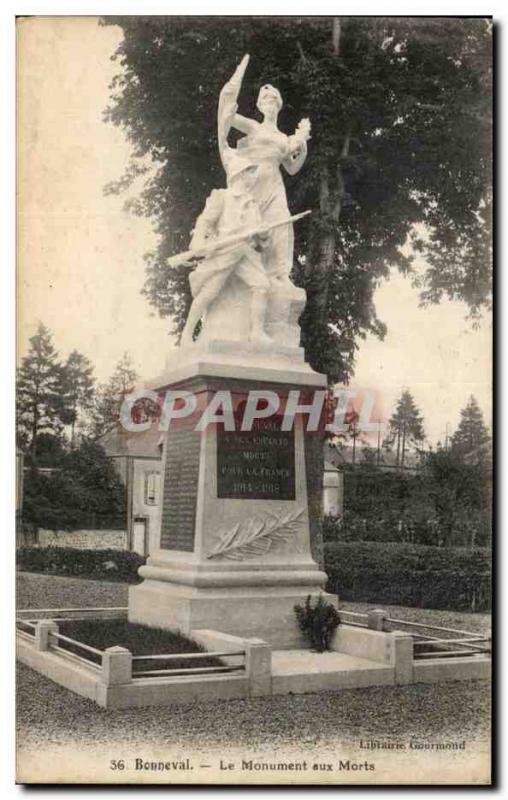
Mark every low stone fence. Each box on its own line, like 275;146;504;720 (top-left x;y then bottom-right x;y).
16;610;266;708
16;607;490;709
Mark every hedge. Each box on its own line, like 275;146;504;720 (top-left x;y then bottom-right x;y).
17;542;492;612
323;508;491;549
324;541;491;612
16;547;145;583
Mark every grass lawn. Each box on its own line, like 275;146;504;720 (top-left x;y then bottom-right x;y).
16;571;491;755
56;617;223;669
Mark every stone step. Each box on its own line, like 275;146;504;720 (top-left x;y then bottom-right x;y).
271;649;395;695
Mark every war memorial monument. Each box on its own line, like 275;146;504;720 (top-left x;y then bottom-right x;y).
16;52;489;714
128;54;333;647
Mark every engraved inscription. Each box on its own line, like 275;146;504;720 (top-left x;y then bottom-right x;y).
160;430;201;551
217;417;295;500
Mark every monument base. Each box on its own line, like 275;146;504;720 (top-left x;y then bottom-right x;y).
128;579;336;649
131;356;330;650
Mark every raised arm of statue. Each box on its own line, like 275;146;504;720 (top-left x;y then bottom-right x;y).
218;54;251;169
232;112;258;136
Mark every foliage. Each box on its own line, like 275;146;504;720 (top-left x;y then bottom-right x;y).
87;351;138;439
26;433;67;469
16;546;143;583
102;16;491;383
324;442;491;548
294;594;341;651
21;440;126;531
16;323;74;459
63;350;96;446
324;540;491;611
450;395;491;459
340;408;368;464
360;444;379;466
419;445;491;547
17;324;97;459
386;390;425;467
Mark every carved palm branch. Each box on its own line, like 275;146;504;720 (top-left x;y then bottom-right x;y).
207;507;304;561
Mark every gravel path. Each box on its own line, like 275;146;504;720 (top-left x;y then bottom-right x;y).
338;602;491;636
17;662;490;751
16;572;491;752
16;571;128;610
17;571;491;635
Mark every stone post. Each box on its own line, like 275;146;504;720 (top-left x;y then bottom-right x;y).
35;619;58;652
323;464;342;517
101;646;132;686
245;638;272;697
389;632;414;684
368;609;388;632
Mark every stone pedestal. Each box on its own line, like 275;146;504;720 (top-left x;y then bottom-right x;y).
129;348;335;648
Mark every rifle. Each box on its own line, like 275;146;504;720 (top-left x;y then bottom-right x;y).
167;210;311;269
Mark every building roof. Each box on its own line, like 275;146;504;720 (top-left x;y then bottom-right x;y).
324;442;420;471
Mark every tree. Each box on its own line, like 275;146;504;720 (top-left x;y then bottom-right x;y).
30;432;67;468
387;390;425;468
450;395;490;459
419;445;491;548
22;440;126;531
102;16;491;383
16;323;73;461
88;352;138;439
344;408;365;466
326;403;366;466
62;350;96;447
361;444;378;467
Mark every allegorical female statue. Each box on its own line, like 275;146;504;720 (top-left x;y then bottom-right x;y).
174;54;311;351
218;54;311;284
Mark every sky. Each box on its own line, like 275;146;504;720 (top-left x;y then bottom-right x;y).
17;16;492;447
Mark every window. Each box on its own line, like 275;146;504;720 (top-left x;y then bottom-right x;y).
145;471;159;506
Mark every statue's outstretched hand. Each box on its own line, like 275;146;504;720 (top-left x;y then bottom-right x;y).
285;118;310;158
296;118;312;142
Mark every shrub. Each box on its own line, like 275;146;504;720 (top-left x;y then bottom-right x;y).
16;546;145;583
333;458;492;549
294;594;340;652
22;441;126;531
324;541;491;612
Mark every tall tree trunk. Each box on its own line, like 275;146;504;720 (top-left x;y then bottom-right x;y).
303;19;349;340
396;427;401;468
305;166;344;321
30;402;39;464
71;397;77;449
401;422;407;469
302;17;347;569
